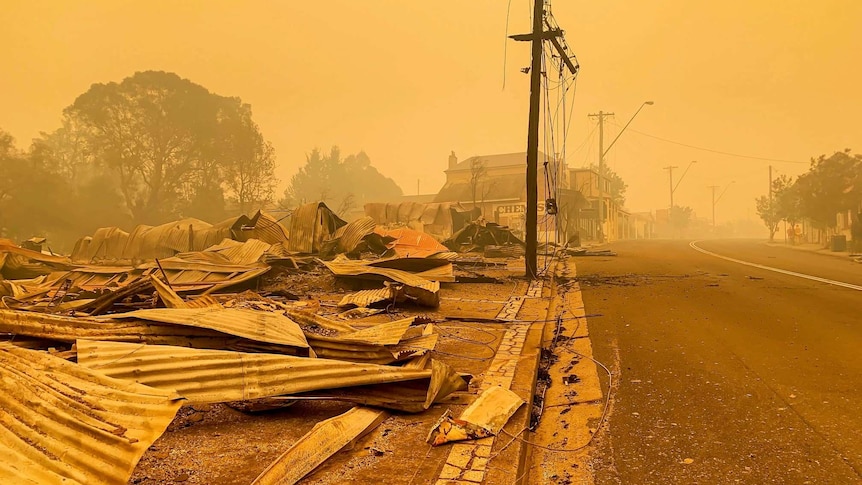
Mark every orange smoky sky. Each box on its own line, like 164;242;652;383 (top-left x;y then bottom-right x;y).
1;0;860;223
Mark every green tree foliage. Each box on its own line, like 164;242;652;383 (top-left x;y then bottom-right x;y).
282;147;402;215
63;70;276;224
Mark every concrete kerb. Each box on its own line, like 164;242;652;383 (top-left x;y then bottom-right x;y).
482;265;558;485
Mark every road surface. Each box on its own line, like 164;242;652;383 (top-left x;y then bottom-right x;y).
577;239;861;484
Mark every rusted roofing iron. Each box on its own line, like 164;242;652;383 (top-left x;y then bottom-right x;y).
366;257;455;282
102;308;309;349
374;227;449;258
0;344;181;485
427;385;524;446
76;340;465;408
252;353;442;485
0;239;72;279
288;202;347;254
322;256;440;307
286;311;438;363
0;309;306;356
252;407;388;485
337;286;401;309
233;210;290;245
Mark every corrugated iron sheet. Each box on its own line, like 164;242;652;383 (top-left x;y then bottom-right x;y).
252;406;388;485
234;211;290;245
103;308;309;349
288;202;346;253
0;343;181;485
374;227;449;258
335;216;376;254
75;340;461;406
338;287;399;308
0;309;304;354
323;257;440;307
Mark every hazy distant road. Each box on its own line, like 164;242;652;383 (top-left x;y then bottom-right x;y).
578;239;862;484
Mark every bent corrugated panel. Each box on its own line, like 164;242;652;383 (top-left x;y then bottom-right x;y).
75;340;458;406
0;344;181;485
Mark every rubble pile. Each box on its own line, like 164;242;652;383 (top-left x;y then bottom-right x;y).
0;201;524;485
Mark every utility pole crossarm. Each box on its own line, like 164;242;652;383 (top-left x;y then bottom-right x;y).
509;29;562;42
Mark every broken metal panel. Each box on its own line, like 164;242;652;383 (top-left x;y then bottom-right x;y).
332;216;377;255
75;340;461;406
0;309;303;354
459;385;524;434
122;218;213;261
251;407;389;485
368;257;455;282
300;356;466;413
375;227;449;258
288;202;347;254
207;238;271;265
233;211;290;245
322;257;440;307
426;386;524;446
288;311;422;347
0;344;181;485
70;227;130;263
306;332;439;365
252;352;439;485
337;286;400;308
103;308;309;349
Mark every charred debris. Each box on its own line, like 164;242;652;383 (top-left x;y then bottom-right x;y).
0;201;537;485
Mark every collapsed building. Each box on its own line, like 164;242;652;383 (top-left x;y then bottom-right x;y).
0;200;532;484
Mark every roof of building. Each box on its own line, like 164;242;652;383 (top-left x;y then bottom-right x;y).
399;194;438;204
434;173;526;203
447;151;550;172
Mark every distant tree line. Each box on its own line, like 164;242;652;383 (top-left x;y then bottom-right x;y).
755;149;861;240
1;71;276;247
280;146;402;216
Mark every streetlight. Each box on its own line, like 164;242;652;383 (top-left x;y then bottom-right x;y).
602;101;654;158
664;160;697;209
595;100;654;242
709;180;735;228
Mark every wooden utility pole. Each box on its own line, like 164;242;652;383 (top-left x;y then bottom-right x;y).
524;0;543;279
708;184;719;227
664;165;678;209
511;1;577;278
587;111;613;242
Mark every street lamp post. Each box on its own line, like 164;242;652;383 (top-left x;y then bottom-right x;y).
665;160;697;209
709;181;735;228
591;100;653;242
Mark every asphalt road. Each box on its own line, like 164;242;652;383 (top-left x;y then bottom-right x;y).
577;239;862;484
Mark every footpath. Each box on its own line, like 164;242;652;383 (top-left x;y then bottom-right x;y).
764;241;861;262
435;254;606;485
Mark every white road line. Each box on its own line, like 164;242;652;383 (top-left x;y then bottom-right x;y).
689;240;862;292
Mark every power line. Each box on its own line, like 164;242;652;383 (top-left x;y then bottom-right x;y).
618;124;808;164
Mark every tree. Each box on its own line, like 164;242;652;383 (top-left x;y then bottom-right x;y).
754;195;780;241
755;175;796;241
590;164;627;205
469;159;487;209
217;101;276;214
795;150;861;228
669;205;693;232
606;168;628;206
0;129;69;241
283;147;402;212
63;70;275;224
